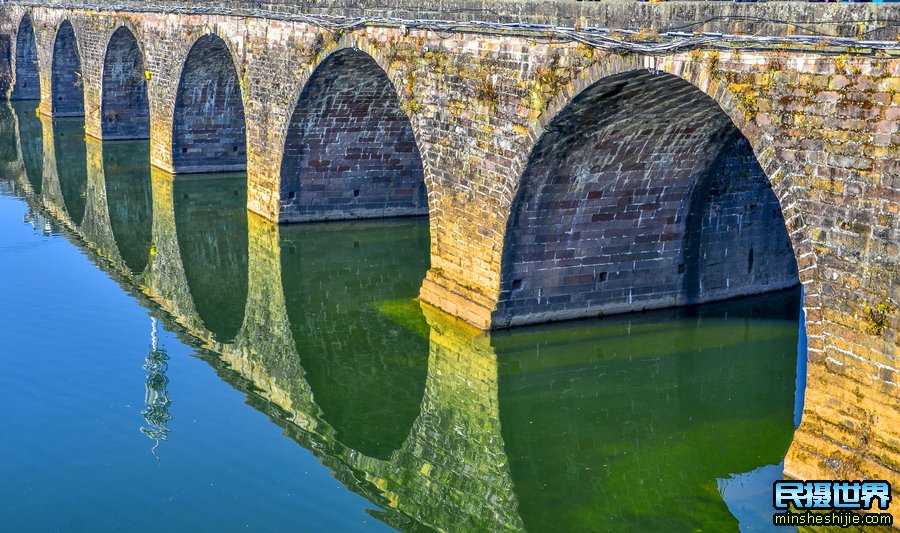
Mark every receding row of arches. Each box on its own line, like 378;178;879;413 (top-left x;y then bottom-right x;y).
7;11;800;329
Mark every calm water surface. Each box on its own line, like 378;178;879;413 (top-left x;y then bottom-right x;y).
0;103;805;532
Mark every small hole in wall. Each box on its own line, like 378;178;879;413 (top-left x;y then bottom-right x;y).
353;189;360;197
512;279;522;290
287;191;295;199
181;147;187;154
233;145;238;152
678;263;686;274
748;247;754;274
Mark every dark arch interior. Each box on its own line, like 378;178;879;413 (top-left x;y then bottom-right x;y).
104;141;153;274
174;174;248;343
12;101;43;193
101;27;149;140
280;49;426;223
495;71;799;327
52;118;88;225
280;220;430;459
51;21;84;117
12;16;39;101
172;35;245;173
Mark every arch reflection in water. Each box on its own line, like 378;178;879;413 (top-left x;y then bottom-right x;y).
173;173;248;343
494;290;801;532
0;105;17;165
103;140;152;275
12;102;43;194
279;219;430;460
42;116;87;225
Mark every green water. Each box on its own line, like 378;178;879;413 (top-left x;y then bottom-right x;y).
0;102;805;532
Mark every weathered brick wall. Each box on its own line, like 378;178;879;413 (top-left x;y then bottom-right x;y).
172;35;245;172
49;20;83;116
280;48;426;222
101;26;149;139
687;134;800;305
492;70;798;326
10;15;38;100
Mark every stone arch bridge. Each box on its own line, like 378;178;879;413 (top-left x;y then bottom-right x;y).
1;0;899;519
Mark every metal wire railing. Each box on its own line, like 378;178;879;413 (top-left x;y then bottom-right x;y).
6;0;900;55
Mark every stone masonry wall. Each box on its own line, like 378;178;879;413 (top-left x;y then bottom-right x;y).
100;26;149;139
171;35;245;173
11;15;38;100
687;133;800;305
49;20;82;116
492;70;798;327
279;48;426;222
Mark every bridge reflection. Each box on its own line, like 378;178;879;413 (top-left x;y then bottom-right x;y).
0;102;806;532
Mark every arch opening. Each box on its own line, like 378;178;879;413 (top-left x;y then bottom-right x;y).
279;48;426;223
172;35;245;173
101;27;149;140
495;71;799;327
50;21;84;117
12;15;39;101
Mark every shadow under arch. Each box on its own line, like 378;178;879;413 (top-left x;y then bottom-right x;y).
279;47;427;223
171;34;246;173
51;20;84;117
172;173;249;343
279;218;430;459
12;14;39;100
101;26;149;140
494;69;799;328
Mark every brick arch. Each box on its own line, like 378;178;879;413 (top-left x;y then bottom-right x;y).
276;35;429;223
12;13;40;100
100;25;149;140
171;33;246;173
495;64;805;327
50;19;84;117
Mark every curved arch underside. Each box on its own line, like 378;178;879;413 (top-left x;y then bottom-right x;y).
101;27;149;140
280;49;426;223
495;71;799;327
51;21;84;117
12;16;39;100
172;35;246;173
